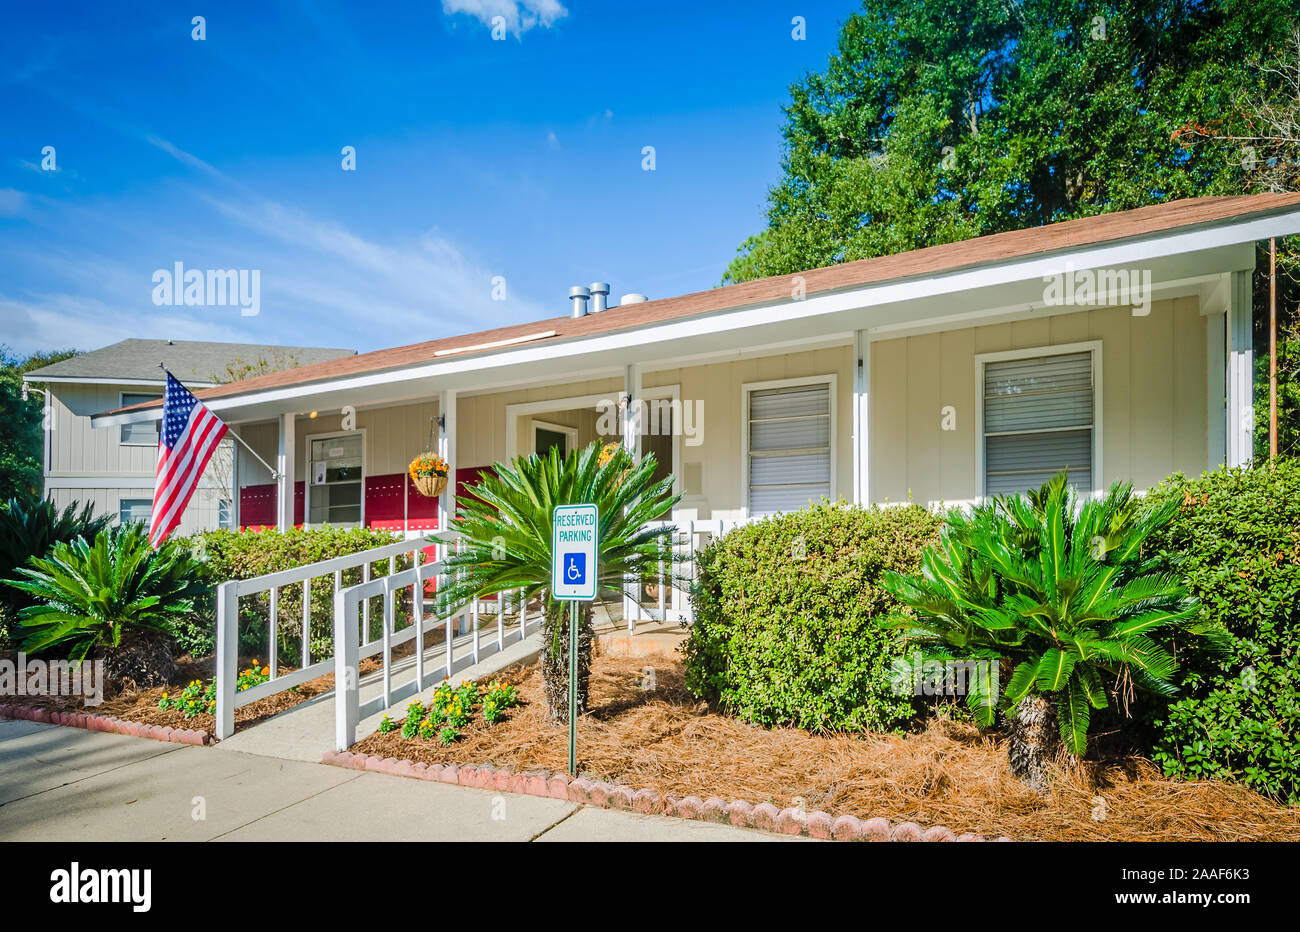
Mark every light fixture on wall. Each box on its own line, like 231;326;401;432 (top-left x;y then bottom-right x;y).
309;410;319;419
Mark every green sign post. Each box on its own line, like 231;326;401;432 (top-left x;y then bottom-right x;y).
552;504;598;776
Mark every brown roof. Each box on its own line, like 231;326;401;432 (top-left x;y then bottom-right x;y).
109;192;1300;414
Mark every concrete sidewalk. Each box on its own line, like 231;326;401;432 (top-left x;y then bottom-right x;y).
0;719;796;842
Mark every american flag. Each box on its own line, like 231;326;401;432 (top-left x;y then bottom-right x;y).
149;371;228;547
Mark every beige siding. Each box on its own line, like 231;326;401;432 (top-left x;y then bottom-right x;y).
453;349;854;520
869;298;1208;505
45;383;232;533
48;485;225;536
47;384;162;479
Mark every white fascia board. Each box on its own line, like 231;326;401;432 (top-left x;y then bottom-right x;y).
23;376;198;387
90;208;1300;429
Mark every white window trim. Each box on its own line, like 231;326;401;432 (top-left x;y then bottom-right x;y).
303;428;367;528
118;390;162;446
504;385;683;495
974;341;1103;498
741;373;838;519
530;419;578;456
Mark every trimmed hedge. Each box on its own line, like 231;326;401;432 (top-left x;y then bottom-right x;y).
178;526;407;661
682;501;943;733
1144;461;1300;804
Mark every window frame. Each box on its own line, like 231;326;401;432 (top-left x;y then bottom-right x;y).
118;497;153;525
118;391;163;446
741;373;837;518
974;341;1103;499
530;419;578;459
303;428;367;528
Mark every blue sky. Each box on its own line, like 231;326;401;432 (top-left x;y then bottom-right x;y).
0;1;849;357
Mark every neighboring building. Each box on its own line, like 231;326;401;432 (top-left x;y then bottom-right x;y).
24;339;355;533
95;195;1300;541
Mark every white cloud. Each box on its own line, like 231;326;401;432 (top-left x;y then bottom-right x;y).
442;0;568;36
0;291;249;356
200;195;548;332
546;129;560;150
0;189;27;216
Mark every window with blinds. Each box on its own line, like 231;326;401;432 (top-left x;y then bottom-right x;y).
747;381;832;515
119;393;162;446
982;350;1094;496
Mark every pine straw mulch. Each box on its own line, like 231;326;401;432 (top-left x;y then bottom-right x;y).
0;651;384;735
352;650;1300;842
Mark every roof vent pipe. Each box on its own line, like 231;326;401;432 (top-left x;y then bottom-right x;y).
589;282;611;313
569;285;591;318
620;293;648;305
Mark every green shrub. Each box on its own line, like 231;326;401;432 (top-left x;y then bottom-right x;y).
5;523;206;678
179;526;405;662
1145;461;1300;804
682;501;943;732
0;496;111;649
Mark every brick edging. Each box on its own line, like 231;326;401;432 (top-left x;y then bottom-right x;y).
321;750;1011;842
0;703;210;746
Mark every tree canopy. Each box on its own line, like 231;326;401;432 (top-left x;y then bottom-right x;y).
0;347;79;502
724;0;1299;284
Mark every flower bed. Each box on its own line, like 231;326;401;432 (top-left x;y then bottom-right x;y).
350;651;1300;842
0;650;381;739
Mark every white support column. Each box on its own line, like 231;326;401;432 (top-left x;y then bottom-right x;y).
852;330;871;505
1207;309;1227;471
622;363;642;458
276;413;295;531
1226;269;1254;467
622;363;642;630
438;390;466;635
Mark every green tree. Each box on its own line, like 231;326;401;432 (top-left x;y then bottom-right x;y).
433;443;679;724
725;0;1298;284
0;347;79;501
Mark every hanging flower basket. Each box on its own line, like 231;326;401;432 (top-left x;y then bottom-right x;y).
409;452;450;498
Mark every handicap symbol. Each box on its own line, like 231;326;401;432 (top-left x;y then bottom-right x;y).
565;552;586;584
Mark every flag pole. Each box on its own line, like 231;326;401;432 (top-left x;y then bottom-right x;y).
160;364;281;479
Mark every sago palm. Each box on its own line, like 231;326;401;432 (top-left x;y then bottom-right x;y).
0;496;112;639
883;473;1224;792
5;523;209;685
434;442;680;724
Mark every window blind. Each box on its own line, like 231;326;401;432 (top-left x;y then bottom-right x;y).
748;383;831;514
983;351;1094;495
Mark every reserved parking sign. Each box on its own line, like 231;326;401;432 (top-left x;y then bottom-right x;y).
552;504;598;601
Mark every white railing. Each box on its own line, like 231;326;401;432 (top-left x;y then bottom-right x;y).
213;537;430;740
623;518;749;629
215;516;759;746
331;562;542;750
